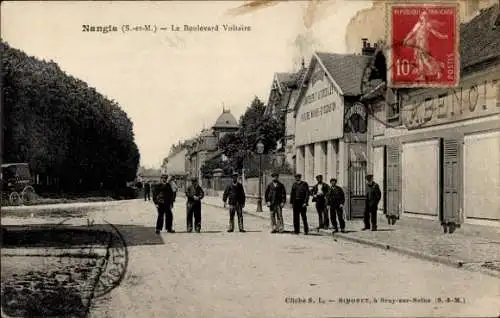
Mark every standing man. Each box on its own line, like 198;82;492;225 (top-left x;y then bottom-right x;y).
311;175;330;230
144;181;151;201
327;178;346;233
222;172;246;233
265;172;287;233
363;174;382;231
152;174;175;234
185;177;205;233
169;176;178;202
290;173;309;235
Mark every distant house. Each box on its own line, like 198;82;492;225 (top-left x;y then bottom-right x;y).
264;61;308;168
186;108;239;180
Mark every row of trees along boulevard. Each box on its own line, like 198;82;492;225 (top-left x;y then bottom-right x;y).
1;41;140;199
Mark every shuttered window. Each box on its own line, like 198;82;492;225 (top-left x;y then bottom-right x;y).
442;139;461;223
386;145;400;217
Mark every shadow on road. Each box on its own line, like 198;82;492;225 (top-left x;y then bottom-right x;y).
1;225;112;248
1;224;165;248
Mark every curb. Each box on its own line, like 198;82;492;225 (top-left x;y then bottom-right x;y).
203;200;500;279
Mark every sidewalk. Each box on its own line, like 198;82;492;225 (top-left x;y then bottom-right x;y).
200;194;500;279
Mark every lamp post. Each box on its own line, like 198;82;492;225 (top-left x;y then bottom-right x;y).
256;140;264;212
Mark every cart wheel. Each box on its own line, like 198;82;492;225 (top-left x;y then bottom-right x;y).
391;217;397;225
442;224;448;233
9;192;21;206
21;186;37;204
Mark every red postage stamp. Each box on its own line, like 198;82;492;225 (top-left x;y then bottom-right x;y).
386;2;460;88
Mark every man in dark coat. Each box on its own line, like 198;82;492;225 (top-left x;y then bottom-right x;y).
290;173;309;235
223;172;246;233
265;172;287;233
363;174;382;231
185;177;205;233
152;174;175;234
311;175;330;230
326;178;346;232
144;182;151;201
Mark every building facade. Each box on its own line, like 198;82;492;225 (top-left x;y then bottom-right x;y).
294;51;373;219
364;4;500;226
264;64;308;169
186;108;239;180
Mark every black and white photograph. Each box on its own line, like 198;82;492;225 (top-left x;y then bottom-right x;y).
1;1;499;317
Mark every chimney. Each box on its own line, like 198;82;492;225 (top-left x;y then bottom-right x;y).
361;38;376;56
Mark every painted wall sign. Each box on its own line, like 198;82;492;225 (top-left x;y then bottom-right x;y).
295;63;344;146
402;79;500;129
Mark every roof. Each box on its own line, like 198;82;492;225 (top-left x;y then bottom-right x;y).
276;72;295;87
460;3;500;73
315;52;372;96
213;109;239;129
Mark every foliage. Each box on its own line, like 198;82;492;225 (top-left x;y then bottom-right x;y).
212;96;285;175
199;153;232;178
1;41;140;193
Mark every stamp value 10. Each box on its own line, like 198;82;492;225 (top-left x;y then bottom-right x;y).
386;2;460;88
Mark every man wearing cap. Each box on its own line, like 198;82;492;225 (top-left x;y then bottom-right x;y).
311;175;330;230
185;177;205;233
223;172;246;232
265;172;287;233
152;174;176;234
326;178;346;233
290;173;310;235
363;174;381;231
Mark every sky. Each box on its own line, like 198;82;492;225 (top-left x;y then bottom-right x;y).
1;0;371;168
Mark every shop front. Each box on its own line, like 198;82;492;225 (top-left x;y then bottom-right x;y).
370;73;500;227
294;52;371;219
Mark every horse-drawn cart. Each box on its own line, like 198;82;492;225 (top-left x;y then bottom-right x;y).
1;163;37;206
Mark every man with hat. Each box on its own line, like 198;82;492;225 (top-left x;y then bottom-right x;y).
223;172;246;232
265;172;287;233
152;174;176;234
185;177;205;233
311;174;330;230
289;173;310;235
363;174;381;231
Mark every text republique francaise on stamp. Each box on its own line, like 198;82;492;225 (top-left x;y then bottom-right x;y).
386;2;460;88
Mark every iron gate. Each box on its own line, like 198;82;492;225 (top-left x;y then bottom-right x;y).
348;160;367;219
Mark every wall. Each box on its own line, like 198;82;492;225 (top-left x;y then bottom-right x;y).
294;61;345;146
244;174;295;197
166;149;187;176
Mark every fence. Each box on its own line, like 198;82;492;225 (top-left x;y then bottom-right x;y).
199;173;295;197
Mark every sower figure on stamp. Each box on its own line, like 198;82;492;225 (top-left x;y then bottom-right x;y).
363;174;381;231
290;173;309;235
265;172;287;233
311;175;330;230
144;181;151;201
326;178;346;233
185;177;205;233
222;172;246;233
153;174;175;234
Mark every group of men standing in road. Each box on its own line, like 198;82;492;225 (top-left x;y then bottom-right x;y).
150;171;381;235
266;173;349;235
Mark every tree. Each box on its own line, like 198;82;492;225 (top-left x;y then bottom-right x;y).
214;96;285;175
2;41;140;194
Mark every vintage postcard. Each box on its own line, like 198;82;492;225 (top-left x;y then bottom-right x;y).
1;1;499;317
